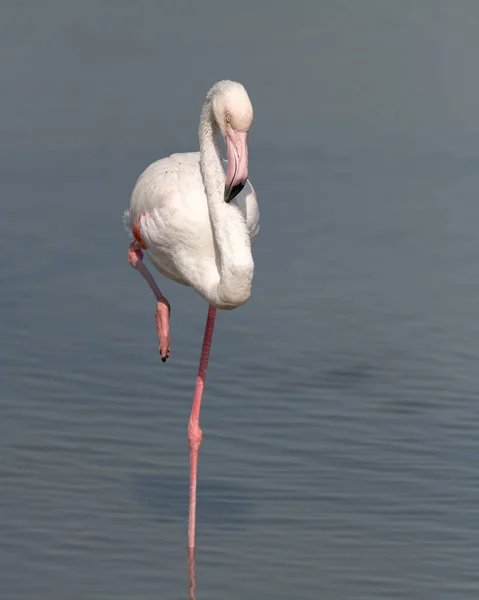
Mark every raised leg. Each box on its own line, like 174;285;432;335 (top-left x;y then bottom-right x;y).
128;241;171;362
188;306;217;549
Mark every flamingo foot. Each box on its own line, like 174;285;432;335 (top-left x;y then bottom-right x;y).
155;300;171;362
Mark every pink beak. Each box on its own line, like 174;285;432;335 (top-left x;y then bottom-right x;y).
224;130;248;203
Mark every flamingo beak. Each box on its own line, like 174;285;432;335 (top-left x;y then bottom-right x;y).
224;130;248;203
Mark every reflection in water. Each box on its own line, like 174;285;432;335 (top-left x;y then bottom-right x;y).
188;548;197;600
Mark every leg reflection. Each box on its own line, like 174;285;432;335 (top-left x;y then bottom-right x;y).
188;547;197;600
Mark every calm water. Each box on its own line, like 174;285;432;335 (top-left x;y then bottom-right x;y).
2;2;479;599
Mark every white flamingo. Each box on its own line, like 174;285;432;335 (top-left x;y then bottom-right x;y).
125;80;259;550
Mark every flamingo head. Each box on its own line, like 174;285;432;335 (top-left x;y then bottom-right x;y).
210;81;254;203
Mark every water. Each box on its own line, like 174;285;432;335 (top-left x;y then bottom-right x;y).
2;2;479;598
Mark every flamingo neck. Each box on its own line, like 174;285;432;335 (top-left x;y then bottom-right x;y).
198;101;253;309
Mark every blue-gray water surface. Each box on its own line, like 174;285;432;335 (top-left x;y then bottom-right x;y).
2;2;479;599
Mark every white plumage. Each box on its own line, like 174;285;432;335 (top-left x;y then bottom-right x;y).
126;80;259;310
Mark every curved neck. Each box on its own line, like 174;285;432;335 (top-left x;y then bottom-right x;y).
197;101;253;308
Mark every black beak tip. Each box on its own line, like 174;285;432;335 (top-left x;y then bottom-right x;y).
224;182;246;203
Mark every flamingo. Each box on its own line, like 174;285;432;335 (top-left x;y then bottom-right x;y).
125;80;259;550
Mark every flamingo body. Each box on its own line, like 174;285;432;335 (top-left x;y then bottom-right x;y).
129;152;259;308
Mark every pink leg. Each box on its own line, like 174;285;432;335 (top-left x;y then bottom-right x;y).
128;241;171;362
188;306;217;549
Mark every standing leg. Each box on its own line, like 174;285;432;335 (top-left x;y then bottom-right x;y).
128;241;171;362
188;306;217;549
